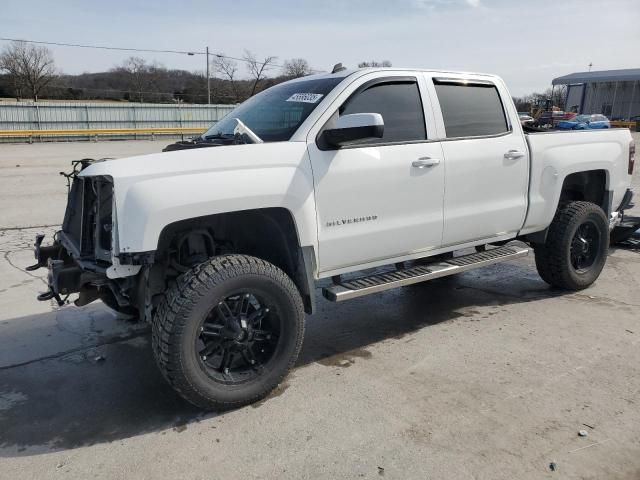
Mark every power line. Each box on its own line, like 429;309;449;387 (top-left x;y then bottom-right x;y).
0;36;294;70
0;36;203;56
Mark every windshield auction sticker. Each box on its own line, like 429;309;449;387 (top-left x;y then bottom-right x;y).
286;93;324;103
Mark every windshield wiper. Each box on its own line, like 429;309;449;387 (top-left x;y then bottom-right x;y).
202;120;264;145
233;119;263;144
203;133;235;141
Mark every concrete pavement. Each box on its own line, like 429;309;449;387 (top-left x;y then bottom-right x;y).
0;138;639;480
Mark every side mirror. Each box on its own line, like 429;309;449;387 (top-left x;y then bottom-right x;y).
323;113;384;147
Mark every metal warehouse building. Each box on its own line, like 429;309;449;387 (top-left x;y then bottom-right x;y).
553;68;640;120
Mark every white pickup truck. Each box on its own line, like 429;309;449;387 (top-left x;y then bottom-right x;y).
30;66;635;410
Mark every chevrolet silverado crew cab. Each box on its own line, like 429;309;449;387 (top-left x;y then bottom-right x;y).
29;66;635;410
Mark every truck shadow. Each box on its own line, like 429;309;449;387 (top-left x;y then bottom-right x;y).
0;261;561;457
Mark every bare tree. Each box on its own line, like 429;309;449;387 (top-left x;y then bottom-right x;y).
112;56;165;102
0;50;23;100
551;85;567;111
513;85;568;115
146;61;170;101
0;41;57;101
358;60;392;68
122;57;147;102
212;54;241;102
283;58;311;78
243;50;277;96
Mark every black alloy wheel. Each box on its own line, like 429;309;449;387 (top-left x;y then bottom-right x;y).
570;220;600;273
196;292;280;385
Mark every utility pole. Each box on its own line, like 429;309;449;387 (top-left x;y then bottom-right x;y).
206;46;211;104
588;62;593;72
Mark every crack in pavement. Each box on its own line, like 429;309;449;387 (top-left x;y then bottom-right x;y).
0;224;59;232
2;251;43;281
0;328;150;372
0;278;41;294
570;293;640;308
52;306;109;343
0;227;59;312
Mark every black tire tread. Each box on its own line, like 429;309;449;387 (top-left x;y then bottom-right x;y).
151;254;305;410
534;201;608;290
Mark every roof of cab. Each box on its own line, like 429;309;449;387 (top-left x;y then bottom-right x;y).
293;66;500;83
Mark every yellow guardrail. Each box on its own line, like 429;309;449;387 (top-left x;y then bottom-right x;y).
0;127;205;137
610;120;638;129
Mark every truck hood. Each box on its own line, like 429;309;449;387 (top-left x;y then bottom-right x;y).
78;141;316;253
80;141;308;181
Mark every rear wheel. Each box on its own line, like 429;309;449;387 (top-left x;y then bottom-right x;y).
534;201;609;290
152;254;305;410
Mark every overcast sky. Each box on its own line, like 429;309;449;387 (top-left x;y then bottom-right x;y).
1;0;638;95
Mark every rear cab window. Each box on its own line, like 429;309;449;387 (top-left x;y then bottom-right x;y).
433;79;510;138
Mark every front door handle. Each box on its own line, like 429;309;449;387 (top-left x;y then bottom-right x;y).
504;150;525;160
412;157;441;168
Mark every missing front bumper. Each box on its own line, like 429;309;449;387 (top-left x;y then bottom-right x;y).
29;233;104;306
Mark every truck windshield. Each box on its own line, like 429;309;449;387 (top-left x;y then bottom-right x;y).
202;77;343;143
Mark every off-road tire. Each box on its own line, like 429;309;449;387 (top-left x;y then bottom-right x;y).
152;254;305;410
534;201;609;290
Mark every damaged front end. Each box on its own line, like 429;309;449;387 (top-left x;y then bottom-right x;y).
29;159;142;315
28;232;106;306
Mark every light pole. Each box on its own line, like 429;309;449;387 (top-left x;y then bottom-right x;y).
206;46;211;104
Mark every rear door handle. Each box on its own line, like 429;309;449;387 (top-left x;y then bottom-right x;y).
412;157;441;168
504;150;525;160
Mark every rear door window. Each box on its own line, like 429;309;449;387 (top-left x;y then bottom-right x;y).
434;81;509;138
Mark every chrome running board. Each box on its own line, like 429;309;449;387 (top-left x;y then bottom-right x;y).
322;245;530;302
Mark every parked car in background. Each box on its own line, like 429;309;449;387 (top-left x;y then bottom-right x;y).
518;112;534;125
556;114;610;130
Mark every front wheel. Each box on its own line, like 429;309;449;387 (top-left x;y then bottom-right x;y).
152;254;305;410
534;201;609;290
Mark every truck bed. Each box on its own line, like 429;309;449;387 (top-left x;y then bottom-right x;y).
521;128;634;235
